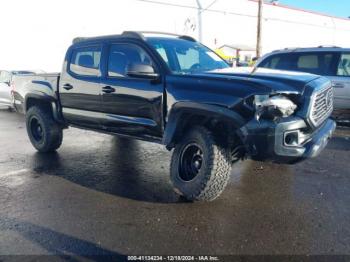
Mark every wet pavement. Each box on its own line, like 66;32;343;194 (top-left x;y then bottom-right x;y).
0;108;349;256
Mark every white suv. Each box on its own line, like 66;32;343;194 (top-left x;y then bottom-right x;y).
255;47;350;111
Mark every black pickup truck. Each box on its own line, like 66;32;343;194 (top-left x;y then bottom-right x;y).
24;31;336;201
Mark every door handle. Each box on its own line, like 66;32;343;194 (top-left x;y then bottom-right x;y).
102;86;115;93
63;83;73;90
332;82;345;88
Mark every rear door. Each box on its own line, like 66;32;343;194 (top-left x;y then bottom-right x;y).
99;41;164;140
59;45;103;129
327;52;350;109
0;71;12;106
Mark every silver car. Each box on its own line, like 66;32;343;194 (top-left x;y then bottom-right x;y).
0;71;13;108
255;47;350;111
0;70;38;110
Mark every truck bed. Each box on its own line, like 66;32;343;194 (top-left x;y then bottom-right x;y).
12;73;60;113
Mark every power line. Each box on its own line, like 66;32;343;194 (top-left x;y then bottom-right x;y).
133;0;347;30
200;0;219;14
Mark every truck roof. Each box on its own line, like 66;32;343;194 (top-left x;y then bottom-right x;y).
271;46;350;53
72;31;196;44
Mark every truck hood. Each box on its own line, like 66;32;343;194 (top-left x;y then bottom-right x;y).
192;67;321;94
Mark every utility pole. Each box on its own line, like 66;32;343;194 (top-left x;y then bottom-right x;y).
256;0;263;58
196;0;203;42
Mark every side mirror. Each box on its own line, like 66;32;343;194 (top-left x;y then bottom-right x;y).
126;63;159;80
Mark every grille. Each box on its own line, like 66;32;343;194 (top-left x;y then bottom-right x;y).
310;84;333;127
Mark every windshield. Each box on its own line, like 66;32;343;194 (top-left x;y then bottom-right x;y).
147;37;229;74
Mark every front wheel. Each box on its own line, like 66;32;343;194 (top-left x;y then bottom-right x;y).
26;106;63;152
170;126;232;201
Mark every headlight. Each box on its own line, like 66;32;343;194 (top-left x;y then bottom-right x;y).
254;95;297;120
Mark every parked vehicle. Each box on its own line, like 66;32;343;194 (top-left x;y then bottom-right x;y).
23;31;335;201
0;71;13;108
255;47;350;111
0;70;41;110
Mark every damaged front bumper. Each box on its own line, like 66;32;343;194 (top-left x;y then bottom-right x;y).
241;116;336;164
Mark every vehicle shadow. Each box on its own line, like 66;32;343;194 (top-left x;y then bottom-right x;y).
0;216;125;259
31;137;184;204
326;135;350;151
26;127;350;205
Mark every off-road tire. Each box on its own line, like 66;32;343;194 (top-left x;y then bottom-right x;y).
170;126;231;201
26;106;63;152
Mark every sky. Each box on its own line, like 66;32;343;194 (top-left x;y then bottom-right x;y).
280;0;350;18
1;0;349;71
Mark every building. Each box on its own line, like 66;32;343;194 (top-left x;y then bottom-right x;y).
1;0;350;71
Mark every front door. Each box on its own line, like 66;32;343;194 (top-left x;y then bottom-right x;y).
100;42;164;140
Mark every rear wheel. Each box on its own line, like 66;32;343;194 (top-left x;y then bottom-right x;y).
26;106;63;152
170;126;232;201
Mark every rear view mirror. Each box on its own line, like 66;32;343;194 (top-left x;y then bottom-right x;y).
175;47;189;55
126;63;159;80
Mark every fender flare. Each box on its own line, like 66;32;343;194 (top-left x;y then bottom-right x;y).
24;92;61;122
162;102;247;148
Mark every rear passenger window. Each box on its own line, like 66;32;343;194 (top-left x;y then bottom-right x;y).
295;53;336;75
269;57;280;68
259;52;337;75
260;54;295;70
70;46;101;76
108;44;153;77
337;53;350;76
297;55;318;70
